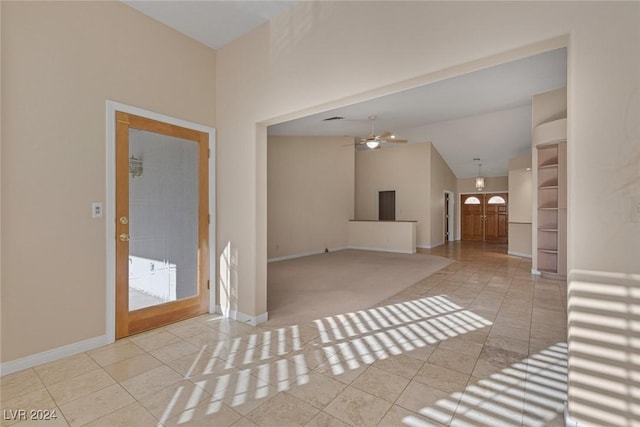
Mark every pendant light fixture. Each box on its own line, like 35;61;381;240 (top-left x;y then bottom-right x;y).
474;158;485;191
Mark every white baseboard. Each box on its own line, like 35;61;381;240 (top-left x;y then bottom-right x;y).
564;402;582;426
270;245;428;260
0;334;112;377
508;250;532;259
348;246;415;254
215;305;268;326
268;247;349;263
417;243;443;249
532;269;541;275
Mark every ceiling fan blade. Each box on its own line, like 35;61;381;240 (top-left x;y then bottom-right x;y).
358;135;379;143
379;131;408;143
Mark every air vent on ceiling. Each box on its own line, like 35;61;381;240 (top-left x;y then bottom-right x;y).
322;116;344;121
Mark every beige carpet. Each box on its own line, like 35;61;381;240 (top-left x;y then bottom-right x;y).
266;249;453;326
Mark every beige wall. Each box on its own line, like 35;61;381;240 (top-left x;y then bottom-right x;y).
532;87;567;128
355;143;431;246
508;155;533;257
508;224;533;258
430;145;457;246
268;138;451;255
457;176;509;194
509;157;532;222
0;1;4;360
267;136;354;259
348;221;416;254
1;2;216;362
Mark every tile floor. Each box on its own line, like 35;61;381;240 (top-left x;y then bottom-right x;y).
1;242;568;426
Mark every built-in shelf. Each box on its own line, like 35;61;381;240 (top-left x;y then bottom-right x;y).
535;131;567;279
533;117;567;146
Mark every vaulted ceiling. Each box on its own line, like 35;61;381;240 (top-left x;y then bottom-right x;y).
269;48;567;178
123;1;566;178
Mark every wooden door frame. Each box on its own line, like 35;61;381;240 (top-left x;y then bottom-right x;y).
105;101;216;342
457;191;508;242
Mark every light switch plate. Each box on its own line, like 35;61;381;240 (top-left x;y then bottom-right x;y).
92;202;103;219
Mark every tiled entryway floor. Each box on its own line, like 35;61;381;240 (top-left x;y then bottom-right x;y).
1;242;567;426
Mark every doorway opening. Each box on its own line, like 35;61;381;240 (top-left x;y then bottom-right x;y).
445;191;454;242
106;101;216;341
264;42;566;322
461;193;508;242
379;190;396;221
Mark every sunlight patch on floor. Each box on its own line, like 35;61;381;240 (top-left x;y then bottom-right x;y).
401;343;568;427
163;295;493;423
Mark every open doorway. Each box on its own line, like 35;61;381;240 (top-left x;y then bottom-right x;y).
379;190;396;221
265;46;565;321
445;191;454;242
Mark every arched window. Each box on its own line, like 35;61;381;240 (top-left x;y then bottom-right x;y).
487;195;506;204
464;196;481;205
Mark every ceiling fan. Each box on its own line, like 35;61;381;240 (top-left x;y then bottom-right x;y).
359;115;408;149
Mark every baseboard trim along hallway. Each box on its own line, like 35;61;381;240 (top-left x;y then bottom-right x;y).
0;334;112;376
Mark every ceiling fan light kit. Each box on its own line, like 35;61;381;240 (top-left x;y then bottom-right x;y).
359;115;408;149
366;140;380;149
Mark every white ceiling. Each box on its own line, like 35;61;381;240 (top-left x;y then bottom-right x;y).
123;1;299;50
122;1;566;178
